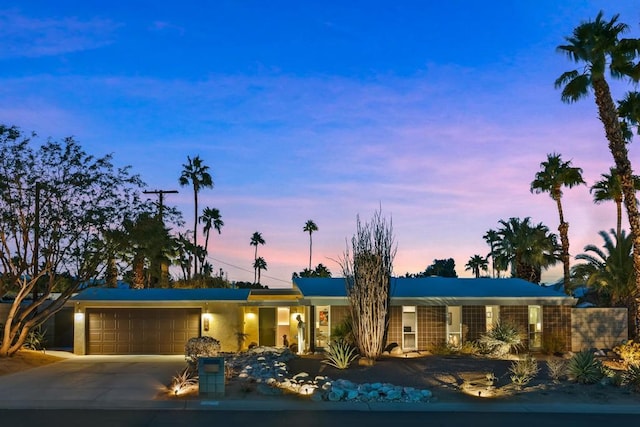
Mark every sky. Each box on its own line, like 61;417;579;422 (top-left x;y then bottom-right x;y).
2;1;640;288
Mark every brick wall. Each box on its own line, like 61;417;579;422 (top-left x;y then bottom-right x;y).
386;306;402;348
417;306;446;349
462;306;486;343
542;305;572;352
499;305;529;350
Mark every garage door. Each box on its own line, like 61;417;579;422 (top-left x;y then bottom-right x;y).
87;308;200;355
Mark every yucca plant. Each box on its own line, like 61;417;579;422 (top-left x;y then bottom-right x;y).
322;339;359;369
509;354;539;390
171;367;198;395
622;364;640;392
546;358;567;383
566;350;604;384
477;321;522;357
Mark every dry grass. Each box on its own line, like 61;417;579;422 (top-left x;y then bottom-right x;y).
0;349;65;376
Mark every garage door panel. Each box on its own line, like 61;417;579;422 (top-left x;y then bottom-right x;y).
86;308;200;355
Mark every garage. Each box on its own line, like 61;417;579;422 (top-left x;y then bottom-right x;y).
86;308;200;355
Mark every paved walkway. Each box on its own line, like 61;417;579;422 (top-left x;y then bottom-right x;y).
0;352;639;413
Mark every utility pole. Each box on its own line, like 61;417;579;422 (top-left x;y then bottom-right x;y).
143;189;178;222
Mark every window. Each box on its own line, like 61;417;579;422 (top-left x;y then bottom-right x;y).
402;306;417;350
528;305;542;349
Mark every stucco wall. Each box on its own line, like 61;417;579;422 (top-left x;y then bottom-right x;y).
571;307;628;351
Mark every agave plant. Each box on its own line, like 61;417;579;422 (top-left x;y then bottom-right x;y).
322;339;359;369
477;321;523;357
170;367;198;395
566;350;604;384
622;364;640;392
509;354;539;390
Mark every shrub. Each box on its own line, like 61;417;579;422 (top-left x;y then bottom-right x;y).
542;332;566;355
622;363;640;392
613;340;640;368
546;358;567;383
477;322;523;357
458;341;480;355
509;354;539;390
322;339;359;369
185;336;221;371
566;350;604;384
22;326;47;351
331;316;354;345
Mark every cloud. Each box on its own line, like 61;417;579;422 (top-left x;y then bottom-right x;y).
0;9;118;58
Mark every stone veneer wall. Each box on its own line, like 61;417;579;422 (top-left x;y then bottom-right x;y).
417;306;446;350
571;307;628;351
542;305;572;352
462;306;486;343
499;305;530;350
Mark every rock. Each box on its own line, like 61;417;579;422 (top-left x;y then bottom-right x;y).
390;346;404;356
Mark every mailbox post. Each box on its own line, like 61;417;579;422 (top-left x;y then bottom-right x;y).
198;357;225;398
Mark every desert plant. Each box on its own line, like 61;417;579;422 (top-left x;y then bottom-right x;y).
613;340;640;368
331;315;355;345
235;331;249;352
477;321;523;357
509;354;539;390
542;332;566;355
622;363;640;392
458;341;480;355
185;336;221;371
170;367;198;395
566;350;604;384
546;358;567;383
22;326;47;351
322;339;359;369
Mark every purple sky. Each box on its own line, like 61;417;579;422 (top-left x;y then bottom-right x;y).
2;1;640;287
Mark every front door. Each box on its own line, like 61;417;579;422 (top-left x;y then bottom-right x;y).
258;307;276;346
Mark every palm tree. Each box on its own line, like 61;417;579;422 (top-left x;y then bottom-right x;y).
465;255;488;279
483;229;500;278
179;155;214;278
199;207;224;274
253;256;267;285
250;231;265;283
591;167;640;237
303;220;318;271
572;229;636;308
495;217;560;284
531;153;585;292
556;11;640;335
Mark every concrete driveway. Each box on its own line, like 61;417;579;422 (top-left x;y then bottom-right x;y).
0;353;187;409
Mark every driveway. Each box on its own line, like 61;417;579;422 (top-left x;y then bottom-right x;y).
0;353;186;409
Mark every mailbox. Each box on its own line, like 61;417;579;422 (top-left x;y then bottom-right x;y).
198;357;225;398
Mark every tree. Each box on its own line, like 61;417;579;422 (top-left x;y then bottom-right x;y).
0;125;143;356
250;231;265;283
199;207;223;275
494;217;560;284
303;219;318;271
572;229;636;308
556;11;640;336
422;258;457;278
179;155;213;278
253;256;267;284
292;263;332;279
483;229;500;278
465;255;488;278
591;167;640;237
341;208;396;361
530;153;585;293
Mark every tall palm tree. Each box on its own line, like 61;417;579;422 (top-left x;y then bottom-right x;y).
531;153;585;292
556;11;640;335
250;231;265;283
303;219;318;271
179;155;213;278
253;256;267;285
590;168;640;237
483;229;500;278
495;217;560;284
199;207;224;274
465;254;488;279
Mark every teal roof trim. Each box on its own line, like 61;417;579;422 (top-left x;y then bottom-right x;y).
71;287;251;302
